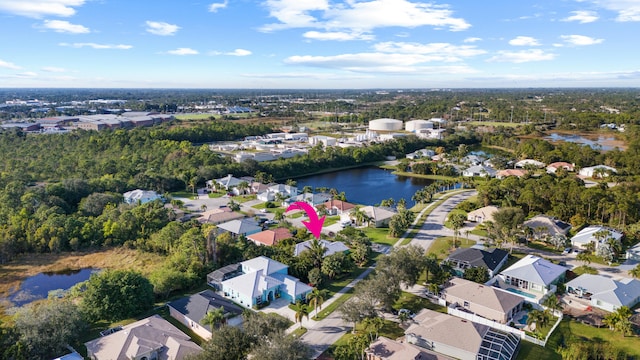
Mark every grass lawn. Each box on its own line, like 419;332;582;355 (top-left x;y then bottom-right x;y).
527;241;562;254
322;319;406;358
427;236;476;257
394;291;446;314
313;287;355;321
290;326;308;338
324;215;340;227
502;251;527;269
169;190;197;199
233;194;257;203
207;191;225;198
470;228;488;237
361;227;395;246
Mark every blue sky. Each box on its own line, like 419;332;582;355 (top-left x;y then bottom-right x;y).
0;0;639;88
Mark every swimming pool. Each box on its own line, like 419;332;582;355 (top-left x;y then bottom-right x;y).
505;287;537;299
518;314;529;325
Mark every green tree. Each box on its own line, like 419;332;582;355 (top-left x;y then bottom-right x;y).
448;212;467;242
629;264;640;278
81;269;154;322
462;266;489;283
307;288;328;317
292;301;310;329
249;330;312;360
201;306;226;329
603;306;633;336
14;299;87;360
188;325;251;360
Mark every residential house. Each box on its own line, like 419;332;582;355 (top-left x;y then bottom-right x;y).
578;165;617;178
197;208;245;225
462;165;496;178
208;174;245;194
514;159;545;169
467;206;499;223
626;242;640;261
461;154;485;166
406;148;435;160
441;278;524;324
405;309;520;360
496;169;528;179
221;256;313;307
123;189;160;205
216;218;263;237
257;183;298;202
294;239;350;257
566;274;640;312
360;206;397;227
291;192;333;206
318;199;356;215
570;225;623;250
523;215;572;237
445;247;509;278
85;315;202;360
546;162;575;174
497;255;566;300
168;290;243;340
207;264;242;290
365;336;445;360
247;228;293;246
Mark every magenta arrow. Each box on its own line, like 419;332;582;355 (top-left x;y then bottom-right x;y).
286;201;325;239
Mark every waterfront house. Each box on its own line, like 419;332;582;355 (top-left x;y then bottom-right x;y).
462;165;496;178
361;206;396;227
317;199;356;215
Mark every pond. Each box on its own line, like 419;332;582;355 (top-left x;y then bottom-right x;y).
296;166;449;206
8;268;99;306
544;133;625;151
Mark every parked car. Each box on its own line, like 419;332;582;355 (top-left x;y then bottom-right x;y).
398;308;416;319
562;248;572;255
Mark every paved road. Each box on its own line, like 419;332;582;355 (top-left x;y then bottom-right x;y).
408;190;478;250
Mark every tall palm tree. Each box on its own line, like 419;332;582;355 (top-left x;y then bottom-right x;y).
542;295;562;317
200;306;226;329
292;300;310;329
302;185;313;194
307;288;328;317
629;264;640;278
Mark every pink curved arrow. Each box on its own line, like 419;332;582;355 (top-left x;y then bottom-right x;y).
286;201;325;239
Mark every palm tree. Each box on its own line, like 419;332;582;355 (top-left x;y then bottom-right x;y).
542;295;563;317
576;251;591;265
237;181;249;195
286;179;297;187
307;288;328;317
527;309;549;331
292;300;310;329
200;306;226;329
302;185;313;194
629;264;640;278
602;306;632;335
362;316;384;342
307;238;326;268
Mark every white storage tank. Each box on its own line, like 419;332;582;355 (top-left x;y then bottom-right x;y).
369;118;403;131
405;119;434;132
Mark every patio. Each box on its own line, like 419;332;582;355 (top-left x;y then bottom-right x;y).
489;277;546;304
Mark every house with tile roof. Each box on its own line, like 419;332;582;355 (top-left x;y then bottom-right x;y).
85;315;202;360
566;274;640;312
293;239;350;257
496;169;528;179
445;247;509;278
405;309;520;360
441;278;524;324
318;199;356;215
168;290;243;340
216;218;262;237
546;162;575;174
498;255;566;300
247;228;293;246
523;215;572;237
221;256;312;307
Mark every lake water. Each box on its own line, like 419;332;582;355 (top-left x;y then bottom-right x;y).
296;166;437;206
544;133;621;151
8;268;99;306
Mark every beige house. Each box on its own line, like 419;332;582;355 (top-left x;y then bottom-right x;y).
467;206;499;223
441;278;524;324
85;315;201;360
365;336;446;360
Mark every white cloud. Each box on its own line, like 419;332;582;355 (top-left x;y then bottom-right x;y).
578;0;640;21
487;49;555;63
208;0;228;12
562;10;599;23
14;71;38;78
0;59;21;69
41;66;66;72
210;49;252;56
145;21;180;36
463;37;482;43
373;41;486;59
508;36;541;46
303;31;375;41
260;0;470;34
42;20;90;33
59;42;133;49
242;72;372;80
0;0;85;18
560;34;604;45
167;47;199;55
